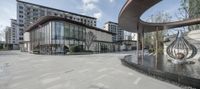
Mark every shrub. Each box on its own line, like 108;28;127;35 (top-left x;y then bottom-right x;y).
148;48;154;53
0;45;3;49
69;45;84;52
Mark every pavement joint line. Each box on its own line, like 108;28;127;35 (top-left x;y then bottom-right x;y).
0;51;182;89
41;77;61;84
65;69;74;74
89;83;109;89
78;69;90;73
128;72;134;76
0;63;9;73
134;77;141;85
97;68;108;72
93;74;107;81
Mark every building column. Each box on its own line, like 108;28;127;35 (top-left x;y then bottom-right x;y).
137;23;143;65
155;26;159;68
141;27;144;65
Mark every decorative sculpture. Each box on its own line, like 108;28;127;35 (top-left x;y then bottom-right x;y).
166;31;197;64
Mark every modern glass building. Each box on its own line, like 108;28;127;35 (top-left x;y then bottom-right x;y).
17;0;97;44
24;16;117;54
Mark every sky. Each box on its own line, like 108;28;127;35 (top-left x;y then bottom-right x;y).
0;0;182;41
141;0;181;21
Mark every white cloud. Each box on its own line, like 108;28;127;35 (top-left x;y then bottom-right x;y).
82;0;99;4
81;0;103;19
0;0;16;41
109;0;115;3
84;3;96;10
82;0;99;11
94;12;102;19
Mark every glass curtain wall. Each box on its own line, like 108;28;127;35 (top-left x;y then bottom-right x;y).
30;21;114;54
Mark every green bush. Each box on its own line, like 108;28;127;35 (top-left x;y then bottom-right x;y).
0;45;3;49
69;45;84;52
148;48;154;53
148;47;163;54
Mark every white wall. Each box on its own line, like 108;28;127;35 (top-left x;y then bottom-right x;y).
24;32;30;41
187;30;200;41
86;28;113;42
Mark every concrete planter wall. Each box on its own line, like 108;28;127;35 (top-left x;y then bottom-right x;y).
120;55;200;89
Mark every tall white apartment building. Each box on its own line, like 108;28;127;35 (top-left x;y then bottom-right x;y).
104;22;124;42
124;30;138;41
5;27;12;44
11;19;18;45
16;0;97;43
104;21;137;51
5;19;19;50
104;21;137;42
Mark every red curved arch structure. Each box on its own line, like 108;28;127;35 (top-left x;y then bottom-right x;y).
119;0;200;32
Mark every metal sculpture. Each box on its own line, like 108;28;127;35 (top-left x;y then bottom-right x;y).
166;31;197;64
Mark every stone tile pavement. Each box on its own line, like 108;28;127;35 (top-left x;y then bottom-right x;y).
0;51;181;89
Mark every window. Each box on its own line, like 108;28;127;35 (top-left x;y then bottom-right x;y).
27;8;30;11
74;25;79;39
64;15;68;18
47;12;52;15
64;22;70;39
54;22;62;40
19;6;23;9
70;24;74;38
51;22;55;40
78;27;83;40
33;9;38;12
19;15;23;18
82;27;86;40
19;29;23;31
19;37;23;40
33;13;38;16
19;20;23;23
19;24;24;27
19;11;23;14
33;17;38;20
70;16;72;19
19;32;23;35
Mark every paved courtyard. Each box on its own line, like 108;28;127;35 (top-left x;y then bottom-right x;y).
0;51;181;89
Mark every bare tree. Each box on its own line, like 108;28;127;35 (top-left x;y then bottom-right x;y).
145;11;172;54
85;31;97;51
176;0;200;31
176;0;189;20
